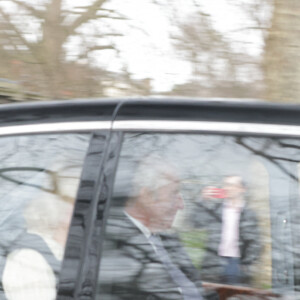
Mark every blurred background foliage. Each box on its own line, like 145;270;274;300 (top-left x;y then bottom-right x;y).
0;0;296;103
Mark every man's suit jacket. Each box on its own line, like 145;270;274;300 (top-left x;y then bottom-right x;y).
98;210;215;300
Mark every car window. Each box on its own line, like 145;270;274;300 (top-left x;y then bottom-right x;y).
0;133;90;300
96;132;300;300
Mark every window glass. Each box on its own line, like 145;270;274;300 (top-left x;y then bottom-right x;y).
0;133;90;300
97;133;300;300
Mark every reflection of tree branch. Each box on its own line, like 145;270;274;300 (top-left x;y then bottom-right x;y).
236;138;298;181
0;167;55;193
238;138;300;162
0;164;81;204
278;141;300;150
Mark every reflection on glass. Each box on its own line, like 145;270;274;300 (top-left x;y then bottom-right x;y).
97;133;300;300
0;134;90;300
98;155;210;300
191;176;261;286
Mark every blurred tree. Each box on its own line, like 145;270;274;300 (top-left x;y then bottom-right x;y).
170;10;263;99
263;0;300;102
0;0;148;100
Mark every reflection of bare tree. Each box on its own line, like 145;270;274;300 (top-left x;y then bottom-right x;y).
236;137;298;181
122;133;300;186
0;167;56;192
278;141;300;151
0;165;81;202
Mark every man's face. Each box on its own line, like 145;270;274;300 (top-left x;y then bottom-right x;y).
223;176;244;200
148;175;184;231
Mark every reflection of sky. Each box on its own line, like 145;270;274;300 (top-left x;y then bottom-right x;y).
113;134;300;201
114;134;251;198
0;134;90;198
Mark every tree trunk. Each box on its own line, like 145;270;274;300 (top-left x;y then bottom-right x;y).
263;0;300;102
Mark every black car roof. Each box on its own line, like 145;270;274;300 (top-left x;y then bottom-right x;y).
0;98;119;126
0;97;300;126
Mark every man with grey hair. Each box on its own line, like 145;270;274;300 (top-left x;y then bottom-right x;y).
126;155;185;233
98;155;218;300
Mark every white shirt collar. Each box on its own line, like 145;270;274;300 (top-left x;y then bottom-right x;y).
124;211;152;239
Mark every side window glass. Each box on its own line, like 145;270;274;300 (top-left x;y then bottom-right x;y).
97;133;300;300
0;133;90;299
